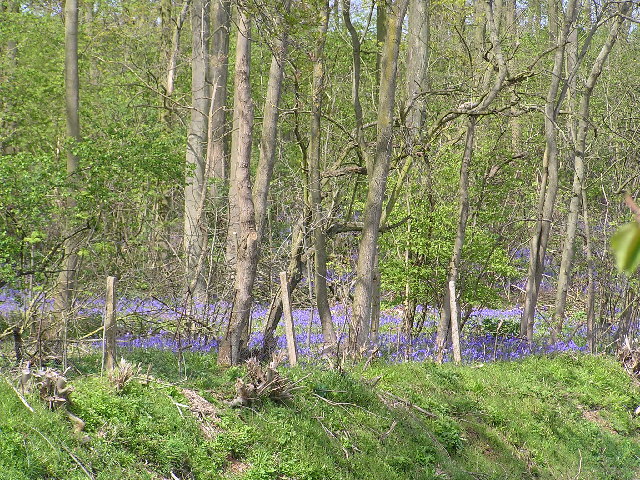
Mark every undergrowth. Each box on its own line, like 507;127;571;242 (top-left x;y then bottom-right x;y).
1;351;640;479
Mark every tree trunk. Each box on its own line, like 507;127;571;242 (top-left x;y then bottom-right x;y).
349;0;409;356
206;0;230;201
308;0;337;347
343;0;369;171
406;0;430;133
84;2;99;86
552;2;631;342
399;0;430;337
448;279;462;364
161;0;190;125
240;0;291;356
370;259;382;344
504;0;515;34
582;188;595;353
375;3;386;90
253;0;291;241
51;0;81;359
442;117;476;364
218;10;257;366
520;0;578;342
183;0;210;301
435;0;507;360
548;0;558;42
436;290;452;363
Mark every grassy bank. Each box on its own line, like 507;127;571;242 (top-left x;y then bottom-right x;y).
1;352;640;479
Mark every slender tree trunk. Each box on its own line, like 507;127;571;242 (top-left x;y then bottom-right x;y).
406;0;430;133
582;188;595;353
51;0;81;359
308;0;337;347
161;0;190;125
399;0;430;337
505;0;519;157
231;0;291;354
206;0;230;202
435;0;508;359
504;0;515;33
344;0;384;346
260;79;313;357
520;0;578;342
436;290;451;363
402;297;417;338
350;0;409;356
205;0;230;301
183;0;210;301
253;0;291;241
548;0;558;42
443;117;476;364
375;3;386;90
552;2;631;342
343;0;369;171
218;10;257;366
84;2;99;86
160;0;172;64
401;207;414;338
370;260;382;343
448;280;461;363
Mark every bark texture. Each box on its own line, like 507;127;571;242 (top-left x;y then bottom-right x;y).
552;1;631;342
52;0;81;358
218;10;257;366
308;0;337;347
206;0;230;201
253;0;291;241
349;0;409;356
183;0;210;301
161;0;190;124
441;117;477;364
520;0;578;341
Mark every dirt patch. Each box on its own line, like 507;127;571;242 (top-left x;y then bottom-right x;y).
581;409;617;435
226;454;250;475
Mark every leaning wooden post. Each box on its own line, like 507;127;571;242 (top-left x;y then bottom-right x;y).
103;276;117;372
279;271;298;366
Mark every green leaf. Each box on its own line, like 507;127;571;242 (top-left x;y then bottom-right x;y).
611;222;640;275
23;230;45;245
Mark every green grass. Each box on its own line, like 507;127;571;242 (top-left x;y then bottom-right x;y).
1;351;640;479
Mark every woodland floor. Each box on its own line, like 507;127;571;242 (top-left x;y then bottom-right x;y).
1;350;640;480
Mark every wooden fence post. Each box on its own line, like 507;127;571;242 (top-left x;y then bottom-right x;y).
279;271;298;366
103;276;117;372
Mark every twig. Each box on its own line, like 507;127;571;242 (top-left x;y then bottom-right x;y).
379;420;397;441
624;193;640;222
4;376;34;413
379;390;437;418
31;427;94;479
363;346;380;369
363;375;382;388
573;449;582;480
312;392;358;408
314;417;350;458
